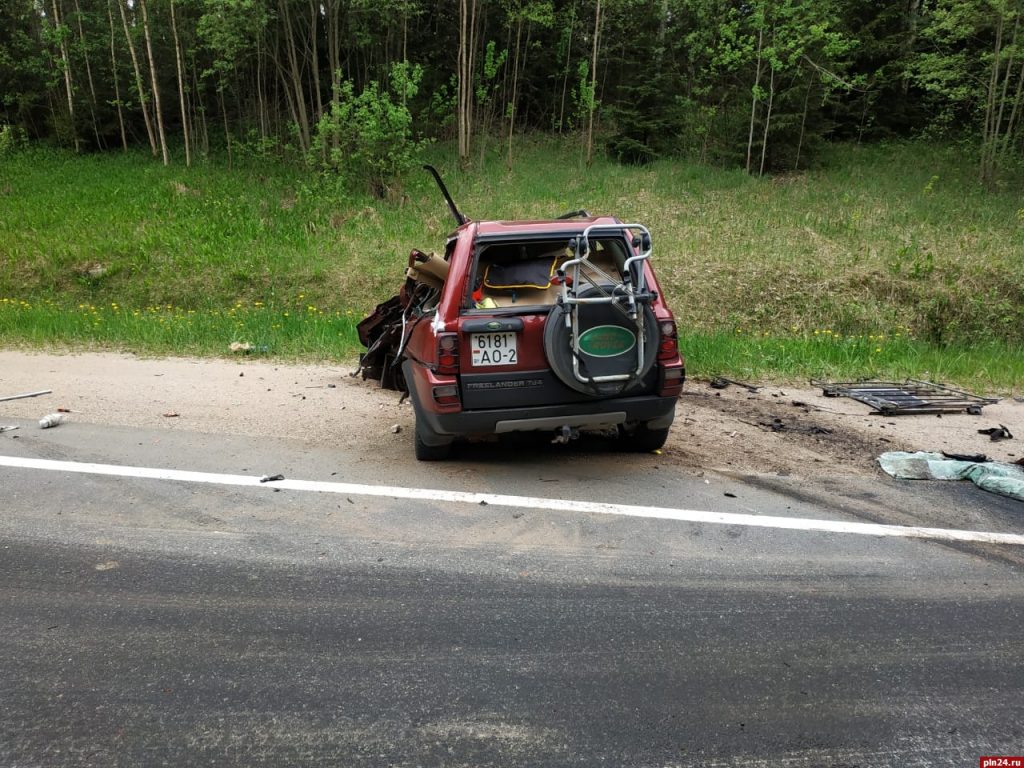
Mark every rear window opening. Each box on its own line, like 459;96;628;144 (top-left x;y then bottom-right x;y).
466;237;630;312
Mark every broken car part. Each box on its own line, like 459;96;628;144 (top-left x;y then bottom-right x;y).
816;379;998;415
710;377;760;393
0;389;52;403
978;425;1013;441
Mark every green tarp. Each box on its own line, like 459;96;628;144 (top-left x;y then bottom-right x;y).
878;452;1024;503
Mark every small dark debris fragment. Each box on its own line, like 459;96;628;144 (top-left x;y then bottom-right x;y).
710;376;760;393
328;383;336;388
377;557;384;562
479;499;488;505
260;473;285;483
724;492;737;498
978;425;1013;441
942;451;990;463
791;400;808;407
760;418;832;435
346;497;353;504
162;412;180;418
57;407;72;413
512;512;523;519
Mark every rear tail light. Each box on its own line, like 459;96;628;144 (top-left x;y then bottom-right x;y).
657;320;679;362
432;384;461;406
436;332;459;375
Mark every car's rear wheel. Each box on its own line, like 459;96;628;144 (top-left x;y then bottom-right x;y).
414;417;453;461
620;423;670;453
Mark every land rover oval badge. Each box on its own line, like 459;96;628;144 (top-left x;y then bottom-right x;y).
578;325;636;357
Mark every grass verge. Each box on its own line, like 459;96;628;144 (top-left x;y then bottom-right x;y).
2;298;1021;393
1;139;1022;390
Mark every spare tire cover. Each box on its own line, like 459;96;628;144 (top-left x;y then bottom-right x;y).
544;285;658;396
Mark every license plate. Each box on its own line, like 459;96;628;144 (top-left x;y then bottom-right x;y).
470;332;518;366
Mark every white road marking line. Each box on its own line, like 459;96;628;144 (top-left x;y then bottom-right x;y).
1;454;1022;546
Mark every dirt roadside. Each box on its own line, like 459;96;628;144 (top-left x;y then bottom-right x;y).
1;350;1021;477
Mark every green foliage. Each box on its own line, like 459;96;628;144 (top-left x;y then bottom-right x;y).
0;124;27;157
311;63;429;196
476;40;508;106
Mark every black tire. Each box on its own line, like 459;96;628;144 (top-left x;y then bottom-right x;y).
620;423;670;453
543;286;658;396
414;418;453;461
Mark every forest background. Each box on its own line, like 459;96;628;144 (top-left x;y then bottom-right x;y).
1;0;1023;387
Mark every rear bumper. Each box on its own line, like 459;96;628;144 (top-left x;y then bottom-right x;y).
425;396;677;437
405;359;678;438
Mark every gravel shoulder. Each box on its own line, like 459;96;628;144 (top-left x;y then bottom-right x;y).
1;350;1021;478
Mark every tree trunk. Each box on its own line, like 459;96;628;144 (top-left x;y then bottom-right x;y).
279;0;310;152
107;0;128;151
507;17;523;169
999;59;1024;162
585;0;602;167
170;0;191;166
309;0;323;124
901;0;921;96
991;11;1020;173
221;88;232;168
72;0;103;148
139;0;169;165
51;0;80;152
457;0;479;165
794;71;812;171
193;61;209;155
118;0;157;156
981;11;1005;185
758;61;775;177
557;4;575;134
745;26;764;174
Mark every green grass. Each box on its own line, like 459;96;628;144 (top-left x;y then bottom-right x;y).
1;139;1023;390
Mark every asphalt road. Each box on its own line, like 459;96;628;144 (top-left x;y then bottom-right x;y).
1;420;1022;767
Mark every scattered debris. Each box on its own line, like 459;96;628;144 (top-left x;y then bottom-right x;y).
724;492;737;498
710;377;761;393
389;424;402;434
0;425;19;433
162;412;180;418
978;425;1013;441
56;407;71;413
260;473;285;482
817;379;998;415
759;417;833;435
942;451;989;463
38;413;65;429
229;341;253;353
0;389;52;403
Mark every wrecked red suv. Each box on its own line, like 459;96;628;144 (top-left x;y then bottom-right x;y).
357;166;685;460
